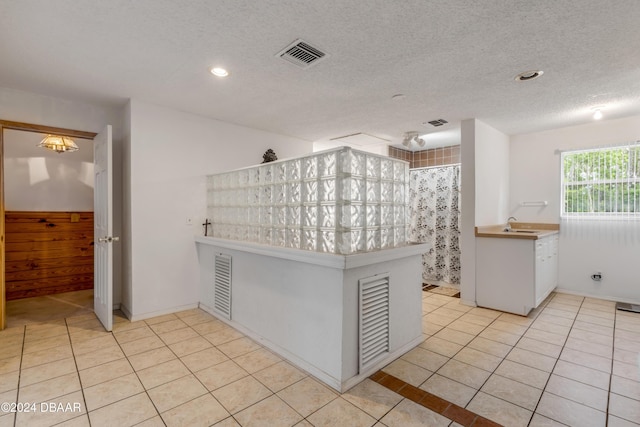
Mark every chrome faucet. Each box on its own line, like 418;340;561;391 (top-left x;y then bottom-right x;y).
505;216;518;232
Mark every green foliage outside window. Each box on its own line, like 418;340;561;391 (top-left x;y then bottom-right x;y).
562;144;640;216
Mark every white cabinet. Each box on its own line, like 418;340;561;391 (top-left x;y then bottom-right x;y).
476;234;558;316
534;235;559;307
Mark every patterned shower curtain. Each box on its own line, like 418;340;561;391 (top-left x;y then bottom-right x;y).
409;165;461;285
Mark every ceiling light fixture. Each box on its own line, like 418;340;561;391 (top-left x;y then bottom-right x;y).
514;70;544;81
37;134;79;153
402;131;425;148
591;106;604;120
210;67;229;77
401;135;411;147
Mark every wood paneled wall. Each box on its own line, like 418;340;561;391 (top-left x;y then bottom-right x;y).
5;211;93;300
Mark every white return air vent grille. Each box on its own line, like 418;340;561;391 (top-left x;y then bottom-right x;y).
214;254;232;320
277;39;327;69
359;274;390;372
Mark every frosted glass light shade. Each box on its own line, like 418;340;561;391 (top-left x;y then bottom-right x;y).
38;134;79;153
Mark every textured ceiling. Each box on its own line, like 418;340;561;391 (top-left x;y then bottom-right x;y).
2;0;640;149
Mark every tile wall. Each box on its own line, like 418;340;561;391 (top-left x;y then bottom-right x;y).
389;145;461;169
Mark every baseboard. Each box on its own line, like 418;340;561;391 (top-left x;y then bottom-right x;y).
119;303;132;320
198;302;423;393
127;303;199;322
555;288;640;306
460;298;477;307
340;335;424;392
198;302;342;391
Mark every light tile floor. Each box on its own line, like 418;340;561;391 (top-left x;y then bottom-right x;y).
0;290;639;426
4;290;94;328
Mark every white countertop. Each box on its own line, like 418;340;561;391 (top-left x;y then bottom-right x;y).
195;236;430;269
475;222;559;240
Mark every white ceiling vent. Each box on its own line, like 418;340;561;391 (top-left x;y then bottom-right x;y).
277;39;327;69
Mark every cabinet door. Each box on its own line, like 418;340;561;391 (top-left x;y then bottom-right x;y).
549;235;559;288
476;237;535;315
535;235;559;306
534;239;547;304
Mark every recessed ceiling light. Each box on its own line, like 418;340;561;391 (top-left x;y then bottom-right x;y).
514;70;544;81
210;67;229;77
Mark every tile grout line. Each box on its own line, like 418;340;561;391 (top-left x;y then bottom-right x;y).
125;313;305;426
63;318;93;426
170;316;279;426
122;316;227;423
407;294;620;425
531;297;620;424
425;293;605;425
128;315;203;425
10;325;27;427
115;311;264;424
166;314;400;425
537;317;615;390
179;319;291;425
422;293;544;412
421;294;501;407
453;295;549;425
5;294;629;427
486;298;613;403
526;295;585;425
75;318;165;426
427;306;507;412
606;307;617;427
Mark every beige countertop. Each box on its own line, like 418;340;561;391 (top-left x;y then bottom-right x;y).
475;222;559;240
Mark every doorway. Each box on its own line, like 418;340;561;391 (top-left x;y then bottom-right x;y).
0;120;97;330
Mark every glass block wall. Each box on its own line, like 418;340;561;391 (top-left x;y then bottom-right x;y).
206;147;410;254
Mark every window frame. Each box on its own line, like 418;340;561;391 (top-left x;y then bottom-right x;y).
560;143;640;220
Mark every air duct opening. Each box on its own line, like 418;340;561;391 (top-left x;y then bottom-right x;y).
277;39;328;69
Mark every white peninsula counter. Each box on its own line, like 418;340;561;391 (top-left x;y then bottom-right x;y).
196;237;428;392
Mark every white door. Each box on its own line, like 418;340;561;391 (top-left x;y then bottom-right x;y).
94;125;115;331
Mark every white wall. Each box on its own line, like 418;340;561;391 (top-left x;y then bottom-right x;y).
0;87;125;306
122;101;133;314
4;129;94;211
460;119;510;306
313;140;389;156
510;114;640;303
475;121;510;226
126;99;313;319
0;87;123;137
460;119;477;306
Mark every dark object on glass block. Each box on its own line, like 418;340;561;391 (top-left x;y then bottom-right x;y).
262;149;278;163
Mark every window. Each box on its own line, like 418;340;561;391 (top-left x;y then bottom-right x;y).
561;142;640;218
